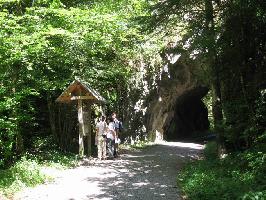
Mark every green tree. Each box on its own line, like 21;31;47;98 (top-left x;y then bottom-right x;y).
0;0;149;167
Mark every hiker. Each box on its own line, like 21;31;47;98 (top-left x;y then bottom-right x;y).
95;116;107;160
106;117;116;159
112;112;123;157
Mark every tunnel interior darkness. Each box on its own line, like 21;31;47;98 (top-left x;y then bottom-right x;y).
164;87;210;141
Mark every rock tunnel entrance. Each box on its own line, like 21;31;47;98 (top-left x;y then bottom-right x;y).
164;86;209;141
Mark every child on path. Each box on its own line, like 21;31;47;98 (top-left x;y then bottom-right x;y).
106;117;116;159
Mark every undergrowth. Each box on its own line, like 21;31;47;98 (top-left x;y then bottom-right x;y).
178;142;266;200
0;136;79;198
0;157;47;197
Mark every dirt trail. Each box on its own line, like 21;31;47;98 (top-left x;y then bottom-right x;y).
15;141;203;200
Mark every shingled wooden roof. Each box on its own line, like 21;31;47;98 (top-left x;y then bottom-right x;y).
56;79;106;103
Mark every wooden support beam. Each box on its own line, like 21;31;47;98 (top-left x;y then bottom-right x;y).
87;103;92;156
78;99;84;157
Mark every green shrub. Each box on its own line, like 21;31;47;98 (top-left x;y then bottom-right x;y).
178;147;266;200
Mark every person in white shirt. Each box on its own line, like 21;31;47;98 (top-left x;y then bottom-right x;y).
106;117;116;158
96;116;107;160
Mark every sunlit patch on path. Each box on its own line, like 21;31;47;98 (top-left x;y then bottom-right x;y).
160;141;204;149
15;141;203;200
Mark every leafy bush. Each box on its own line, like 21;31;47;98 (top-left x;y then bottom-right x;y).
178;146;266;200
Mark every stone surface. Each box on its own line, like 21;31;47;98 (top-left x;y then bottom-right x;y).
145;53;209;141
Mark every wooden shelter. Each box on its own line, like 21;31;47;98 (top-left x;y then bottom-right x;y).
56;79;106;156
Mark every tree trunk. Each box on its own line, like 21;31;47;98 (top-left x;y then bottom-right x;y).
47;96;57;142
204;0;224;155
11;71;24;156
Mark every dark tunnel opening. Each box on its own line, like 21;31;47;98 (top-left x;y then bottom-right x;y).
164;86;210;141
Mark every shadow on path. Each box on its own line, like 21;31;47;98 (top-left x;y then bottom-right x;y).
80;142;203;200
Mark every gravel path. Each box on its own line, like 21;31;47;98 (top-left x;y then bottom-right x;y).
15;141;203;200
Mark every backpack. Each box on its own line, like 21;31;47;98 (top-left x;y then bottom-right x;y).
118;121;123;131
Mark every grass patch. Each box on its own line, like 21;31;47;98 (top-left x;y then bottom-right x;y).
178;144;266;200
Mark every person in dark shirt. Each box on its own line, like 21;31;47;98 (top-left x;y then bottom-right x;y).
111;112;122;157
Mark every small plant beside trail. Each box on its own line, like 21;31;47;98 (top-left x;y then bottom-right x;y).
119;140;153;153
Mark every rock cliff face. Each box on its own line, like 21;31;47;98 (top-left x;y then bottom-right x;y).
145;53;209;141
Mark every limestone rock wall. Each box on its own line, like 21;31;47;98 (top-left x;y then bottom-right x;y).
145;53;209;141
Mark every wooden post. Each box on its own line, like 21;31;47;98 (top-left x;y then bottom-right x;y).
87;103;92;156
78;99;84;156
